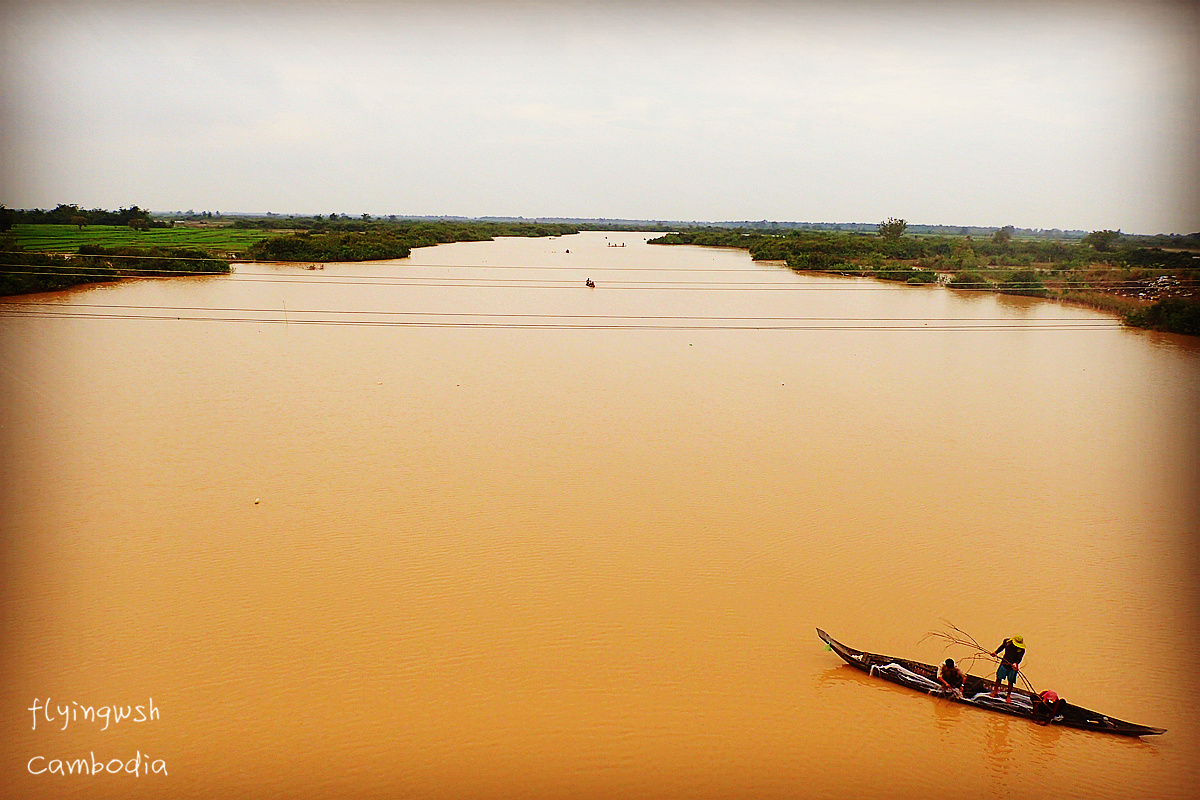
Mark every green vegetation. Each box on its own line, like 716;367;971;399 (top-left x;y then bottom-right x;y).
7;204;1198;336
74;245;229;275
997;269;1048;298
248;229;414;262
877;217;907;240
9;218;581;261
2;205;248;294
9;224;283;254
0;246;119;295
649;226;1200;337
0;243;227;296
247;219;579;262
2;205;581;296
5;203;155;228
1125;298;1200;336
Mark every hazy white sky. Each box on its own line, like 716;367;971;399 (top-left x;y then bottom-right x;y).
2;0;1197;232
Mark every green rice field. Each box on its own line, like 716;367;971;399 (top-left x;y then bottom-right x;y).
9;224;282;254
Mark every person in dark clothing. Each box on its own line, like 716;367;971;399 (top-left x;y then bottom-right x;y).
989;635;1026;701
937;658;965;696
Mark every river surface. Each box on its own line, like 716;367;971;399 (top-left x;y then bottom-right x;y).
2;231;1198;799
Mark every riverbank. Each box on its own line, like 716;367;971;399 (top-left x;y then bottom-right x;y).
649;229;1200;336
243;220;576;262
1;219;582;297
0;244;230;296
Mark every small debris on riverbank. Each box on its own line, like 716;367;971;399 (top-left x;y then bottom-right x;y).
1133;275;1192;300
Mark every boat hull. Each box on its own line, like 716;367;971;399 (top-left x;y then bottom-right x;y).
817;628;1165;737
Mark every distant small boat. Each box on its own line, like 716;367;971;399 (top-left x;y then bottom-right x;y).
817;628;1165;737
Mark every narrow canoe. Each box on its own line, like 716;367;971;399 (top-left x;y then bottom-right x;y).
817;628;1165;737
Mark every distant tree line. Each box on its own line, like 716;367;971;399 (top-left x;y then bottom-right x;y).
2;203;168;229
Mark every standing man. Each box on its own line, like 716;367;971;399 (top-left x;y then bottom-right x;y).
989;634;1026;701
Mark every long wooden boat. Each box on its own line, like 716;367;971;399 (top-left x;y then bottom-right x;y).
817;628;1165;737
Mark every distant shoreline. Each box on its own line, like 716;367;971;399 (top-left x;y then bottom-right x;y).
648;229;1199;337
1;219;581;297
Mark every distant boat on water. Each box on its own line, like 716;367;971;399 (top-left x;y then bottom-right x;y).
817;629;1166;737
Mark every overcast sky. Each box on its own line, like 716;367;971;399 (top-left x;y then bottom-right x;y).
1;0;1197;233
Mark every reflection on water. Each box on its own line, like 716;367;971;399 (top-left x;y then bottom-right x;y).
930;693;963;733
984;714;1015;792
1026;719;1064;767
1;232;1198;799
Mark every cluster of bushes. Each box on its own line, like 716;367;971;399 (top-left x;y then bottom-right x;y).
649;227;1200;336
248;230;414;262
1125;298;1200;336
76;245;229;275
0;241;228;295
0;243;118;295
246;220;580;262
948;271;989;289
2;209;584;294
650;227;1200;273
996;269;1049;297
382;220;578;248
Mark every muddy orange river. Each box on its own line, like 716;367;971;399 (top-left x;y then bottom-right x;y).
2;232;1198;798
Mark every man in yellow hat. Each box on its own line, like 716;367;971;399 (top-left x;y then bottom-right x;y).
989;635;1026;702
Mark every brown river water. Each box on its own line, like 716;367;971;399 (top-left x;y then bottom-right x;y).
1;231;1198;798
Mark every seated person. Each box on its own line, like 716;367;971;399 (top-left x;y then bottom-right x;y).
937;658;965;695
1032;690;1064;725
